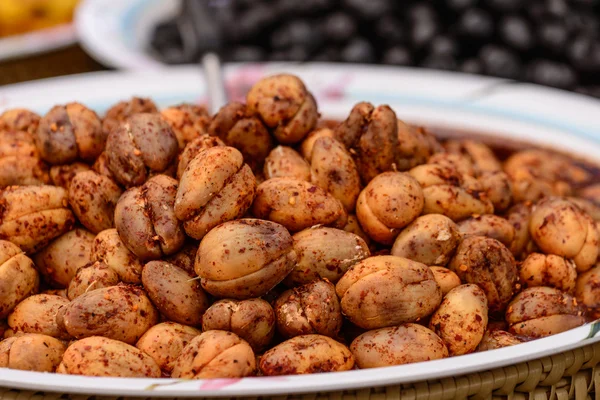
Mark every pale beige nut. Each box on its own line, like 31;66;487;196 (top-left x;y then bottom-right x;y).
529;197;598;272
0;240;39;319
60;336;161;377
520;253;577;293
395;122;441;171
458;214;515;248
0;109;40;135
356;172;424;245
202;298;275;352
176;134;225;179
209;102;274;170
505;202;535;259
142;260;209;326
264;146;311;181
391;214;461;266
252;177;347;232
310;136;361;211
92;229;143;283
136;322;201;373
476;330;522;351
175;146;256;240
91;151;115;180
0;130;49;187
428;152;476;177
246;74;318;145
506;286;585;338
67;261;120;300
59;285;158;344
35;103;104;165
0;185;75;253
49;163;91;190
445;139;502;175
195;219;297;299
172;330;256;379
342;214;372;248
575;264;600;309
8;294;70;339
115;174;185;260
300;128;335;160
429;266;462;295
33;228;95;288
284;227;370;286
161;103;210;150
351;323;448;368
569;197;600;221
409;163;493;221
0;333;65;372
275;279;342;339
479;171;513;212
429;284;488;356
69;170;122;234
449;236;517;313
335;102;399;183
260;334;354;375
101;97;158;138
163;242;198;276
105;113;179;187
336;255;442;329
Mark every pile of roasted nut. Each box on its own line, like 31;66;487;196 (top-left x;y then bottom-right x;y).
1;74;600;378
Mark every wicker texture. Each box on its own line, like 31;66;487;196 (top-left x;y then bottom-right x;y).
1;341;599;400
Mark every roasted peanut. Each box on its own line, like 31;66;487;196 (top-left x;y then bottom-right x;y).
0;109;40;135
396;122;441;171
161;103;210;150
445;139;502;175
505;202;535;258
0;129;49;186
575;265;600;309
0;241;39;319
300;128;335;160
480;171;513;212
264;146;311;181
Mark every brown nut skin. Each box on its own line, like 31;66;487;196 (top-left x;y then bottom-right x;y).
409;163;494;222
445;139;502;175
264;146;311;181
576;265;600;309
476;330;522;351
350;323;448;369
391;214;461;266
101;97;158;137
284;227;370;286
252;178;347;232
505;202;535;259
336;256;442;330
300;128;335;160
176;134;225;179
59;285;158;344
195;219;297;299
395;122;442;171
35;103;104;165
68;171;122;234
163;242;198;276
506;286;585;338
529;197;599;273
171;330;256;379
259;334;354;376
310;136;361;211
520;253;577;293
49;162;91;190
91;151;115;179
92;229;143;283
202;298;275;352
356;172;424;245
428;152;476;177
429;267;462;295
115;174;185;260
0;241;39;319
0;109;40;134
275;279;342;339
136;322;201;373
0;185;75;253
33;228;95;288
429;284;488;356
67;261;120;300
246;74;318;145
60;336;161;377
175;146;257;240
479;171;513;212
105;113;179;188
142;261;209;326
458;214;515;248
0;129;49;187
161;103;210;150
8;294;70;339
209;102;274;171
449;236;517;314
0;333;65;372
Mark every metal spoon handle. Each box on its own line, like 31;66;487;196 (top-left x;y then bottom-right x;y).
202;52;228;114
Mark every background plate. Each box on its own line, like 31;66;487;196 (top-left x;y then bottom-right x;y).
0;23;76;62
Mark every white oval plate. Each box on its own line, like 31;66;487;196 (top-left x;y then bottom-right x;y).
0;23;76;62
0;63;599;397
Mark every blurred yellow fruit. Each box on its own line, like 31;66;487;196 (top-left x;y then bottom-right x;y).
0;0;80;37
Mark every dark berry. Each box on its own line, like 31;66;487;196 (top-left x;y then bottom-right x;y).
479;45;522;79
460;58;484;74
375;16;406;44
499;15;534;51
485;0;522;11
342;0;392;20
526;60;578;89
322;12;357;43
421;55;458;71
568;35;600;72
271;19;320;51
445;0;477;11
408;4;437;22
382;46;413;65
341;37;376;63
228;46;265;62
288;45;311;61
410;17;439;49
312;46;341;62
566;11;599;35
457;8;494;40
430;35;459;57
537;21;568;54
236;4;277;39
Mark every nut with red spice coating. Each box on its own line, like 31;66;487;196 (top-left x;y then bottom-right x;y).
0;109;40;135
300;128;335;160
336;256;442;329
0;129;49;187
476;330;522;351
458;214;515;248
246;74;318;145
202;298;275;352
161;103;210;150
176;134;225;179
101;97;158;138
356;172;424;245
396;122;441;171
520;253;577;293
0;240;39;319
428;152;476;177
351;323;448;368
35;103;103;165
49;163;90;190
105;113;178;188
479;171;513;212
67;261;119;300
505;202;535;259
429;266;461;295
8;294;70;339
92;229;143;283
115;174;185;260
575;264;600;312
0;333;65;372
264;146;310;181
445;139;502;175
275;279;342;339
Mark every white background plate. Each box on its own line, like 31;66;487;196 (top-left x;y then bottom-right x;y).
0;63;600;397
0;23;76;62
